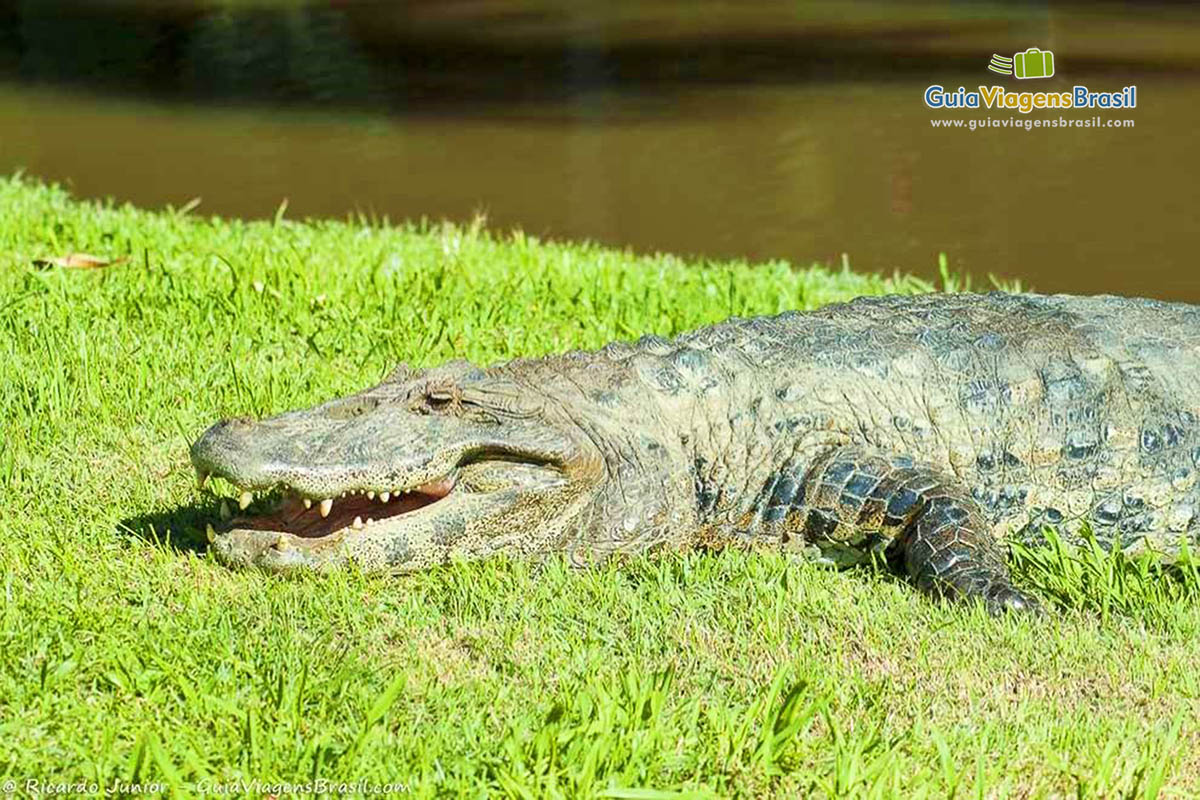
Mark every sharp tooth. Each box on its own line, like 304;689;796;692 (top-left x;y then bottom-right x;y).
205;523;216;543
352;516;364;529
238;491;253;510
366;517;374;525
219;499;232;520
367;491;375;500
303;498;312;509
197;470;210;490
319;498;333;518
380;491;391;503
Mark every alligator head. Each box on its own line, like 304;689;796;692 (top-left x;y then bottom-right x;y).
190;360;605;572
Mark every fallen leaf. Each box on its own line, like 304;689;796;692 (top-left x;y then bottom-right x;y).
34;253;128;270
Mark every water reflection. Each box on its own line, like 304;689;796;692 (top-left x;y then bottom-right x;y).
0;1;1197;298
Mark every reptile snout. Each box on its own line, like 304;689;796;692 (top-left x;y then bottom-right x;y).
190;416;264;480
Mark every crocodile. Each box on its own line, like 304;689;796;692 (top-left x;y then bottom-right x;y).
190;292;1200;613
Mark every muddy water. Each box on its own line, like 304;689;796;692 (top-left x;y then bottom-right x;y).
0;1;1197;299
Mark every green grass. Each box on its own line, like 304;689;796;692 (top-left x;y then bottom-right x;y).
2;174;1199;797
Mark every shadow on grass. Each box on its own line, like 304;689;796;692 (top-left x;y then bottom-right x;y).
110;507;1200;626
117;503;214;556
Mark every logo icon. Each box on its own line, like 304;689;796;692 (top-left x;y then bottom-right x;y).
988;54;1014;75
987;48;1055;79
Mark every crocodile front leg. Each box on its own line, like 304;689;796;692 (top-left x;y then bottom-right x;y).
763;446;1040;614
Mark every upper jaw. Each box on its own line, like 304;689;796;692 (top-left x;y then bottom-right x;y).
189;413;575;506
190;436;464;502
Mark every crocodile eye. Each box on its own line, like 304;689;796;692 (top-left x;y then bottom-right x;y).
425;391;455;412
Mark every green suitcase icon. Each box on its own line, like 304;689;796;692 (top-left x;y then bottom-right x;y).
1013;48;1054;79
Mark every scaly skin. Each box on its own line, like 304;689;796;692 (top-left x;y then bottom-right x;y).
191;292;1200;613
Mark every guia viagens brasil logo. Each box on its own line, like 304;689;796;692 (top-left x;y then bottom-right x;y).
924;48;1136;114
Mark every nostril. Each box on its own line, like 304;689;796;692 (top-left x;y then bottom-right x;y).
192;417;255;459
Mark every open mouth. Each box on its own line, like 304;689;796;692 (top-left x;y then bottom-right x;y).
198;473;456;540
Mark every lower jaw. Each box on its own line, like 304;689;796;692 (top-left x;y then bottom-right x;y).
210;526;345;570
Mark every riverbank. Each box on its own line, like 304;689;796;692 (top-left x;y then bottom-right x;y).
1;175;1196;795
